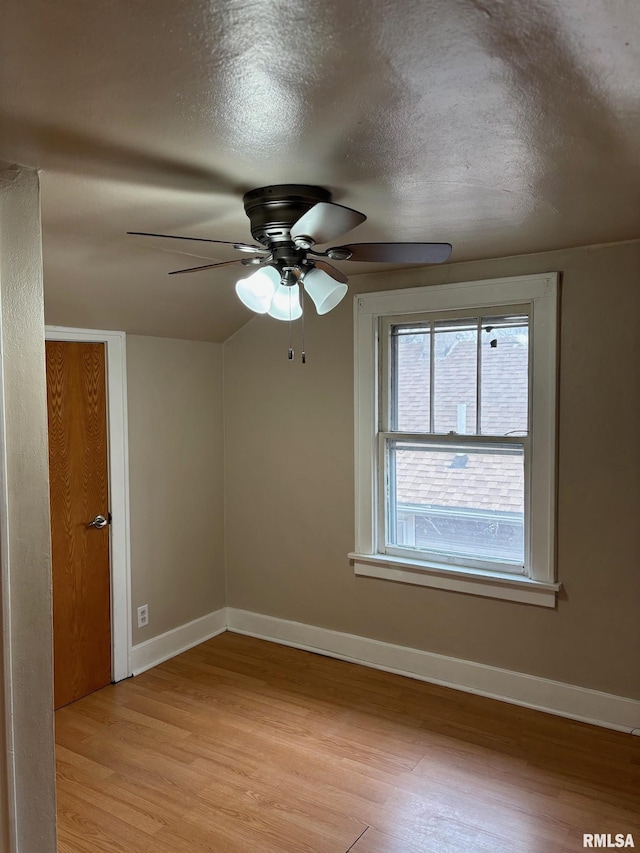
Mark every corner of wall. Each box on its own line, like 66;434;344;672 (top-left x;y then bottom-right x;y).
222;336;229;611
0;165;57;851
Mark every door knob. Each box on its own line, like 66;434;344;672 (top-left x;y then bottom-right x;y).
87;514;108;529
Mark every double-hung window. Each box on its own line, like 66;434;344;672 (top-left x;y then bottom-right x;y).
351;273;560;607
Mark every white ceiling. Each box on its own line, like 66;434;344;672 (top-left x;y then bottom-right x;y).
1;0;638;341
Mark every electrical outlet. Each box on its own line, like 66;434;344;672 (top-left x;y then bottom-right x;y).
137;604;149;628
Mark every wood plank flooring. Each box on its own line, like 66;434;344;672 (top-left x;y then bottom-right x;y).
55;632;640;852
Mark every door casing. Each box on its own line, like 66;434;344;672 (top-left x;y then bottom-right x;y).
45;326;131;682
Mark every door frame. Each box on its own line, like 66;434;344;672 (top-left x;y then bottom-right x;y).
45;326;132;682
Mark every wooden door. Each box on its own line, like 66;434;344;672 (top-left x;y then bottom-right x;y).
46;341;111;709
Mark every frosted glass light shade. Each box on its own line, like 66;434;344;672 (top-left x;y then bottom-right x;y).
235;266;279;313
302;267;348;315
268;283;302;321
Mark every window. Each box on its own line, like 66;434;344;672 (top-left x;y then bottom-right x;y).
351;273;560;607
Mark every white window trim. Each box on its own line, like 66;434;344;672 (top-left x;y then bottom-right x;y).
351;273;560;607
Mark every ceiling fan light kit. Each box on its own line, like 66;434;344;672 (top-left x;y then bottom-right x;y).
268;281;303;321
128;184;452;358
302;266;348;315
234;266;279;314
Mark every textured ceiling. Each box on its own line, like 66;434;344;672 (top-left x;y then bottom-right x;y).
1;0;638;341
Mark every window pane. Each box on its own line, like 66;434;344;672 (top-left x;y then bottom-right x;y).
388;440;524;566
393;325;430;431
433;319;478;435
480;315;529;436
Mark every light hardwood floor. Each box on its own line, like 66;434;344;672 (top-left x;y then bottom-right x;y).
55;632;640;852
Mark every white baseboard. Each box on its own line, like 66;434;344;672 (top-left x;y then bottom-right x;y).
130;608;227;676
127;606;640;733
226;608;640;734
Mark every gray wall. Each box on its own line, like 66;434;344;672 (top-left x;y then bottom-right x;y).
127;335;225;645
224;241;640;701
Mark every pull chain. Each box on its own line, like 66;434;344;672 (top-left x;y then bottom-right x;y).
288;285;294;360
301;283;306;364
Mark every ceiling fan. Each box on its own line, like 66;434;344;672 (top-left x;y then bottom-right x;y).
127;184;452;323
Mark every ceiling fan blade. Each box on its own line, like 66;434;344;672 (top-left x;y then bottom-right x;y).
168;258;255;276
312;259;349;284
291;202;366;246
329;242;452;264
127;231;265;258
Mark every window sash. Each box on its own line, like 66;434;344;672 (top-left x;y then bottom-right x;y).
377;433;530;574
380;304;531;438
379;304;533;577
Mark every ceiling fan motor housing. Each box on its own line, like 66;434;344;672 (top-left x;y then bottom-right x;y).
243;185;332;266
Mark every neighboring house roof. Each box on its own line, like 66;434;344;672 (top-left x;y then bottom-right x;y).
395;449;524;513
395;334;528;513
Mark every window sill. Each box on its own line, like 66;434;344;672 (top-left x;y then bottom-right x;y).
348;552;561;607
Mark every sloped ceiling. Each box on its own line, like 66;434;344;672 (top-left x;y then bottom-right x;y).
1;0;638;341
